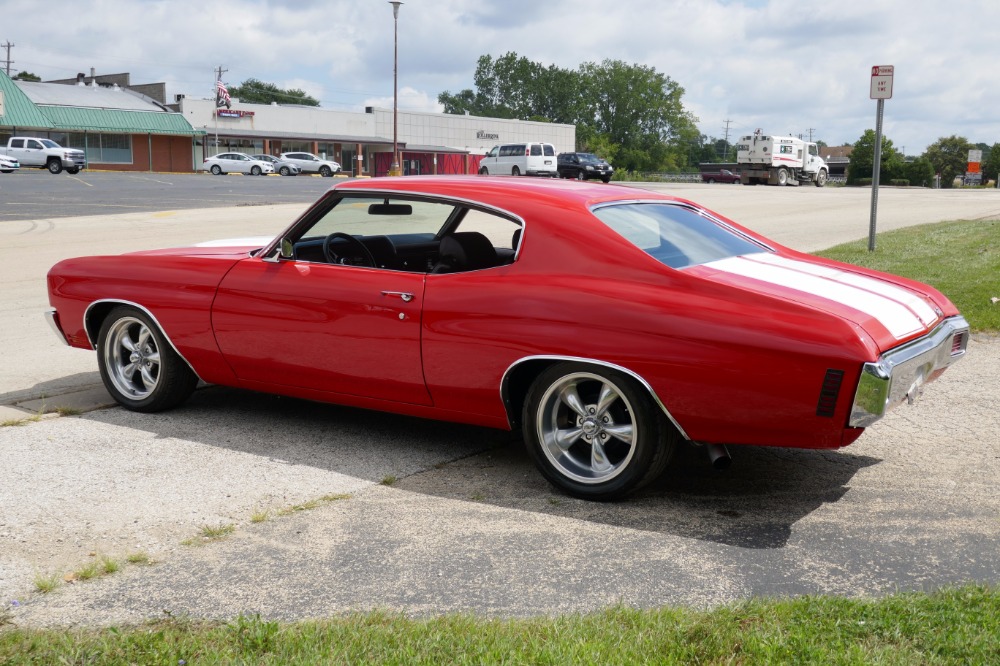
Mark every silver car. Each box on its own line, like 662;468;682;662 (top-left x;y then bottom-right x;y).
278;152;342;177
250;154;301;176
201;152;274;176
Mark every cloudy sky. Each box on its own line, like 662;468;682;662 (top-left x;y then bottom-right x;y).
3;0;998;154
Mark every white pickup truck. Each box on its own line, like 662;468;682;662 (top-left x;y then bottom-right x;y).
1;137;87;174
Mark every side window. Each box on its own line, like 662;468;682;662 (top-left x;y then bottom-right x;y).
454;208;522;250
499;145;511;157
530;144;541;156
10;139;24;148
27;140;42;150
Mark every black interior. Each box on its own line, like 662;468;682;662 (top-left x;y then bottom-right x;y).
293;232;516;273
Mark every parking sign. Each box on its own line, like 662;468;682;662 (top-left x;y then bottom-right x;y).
871;65;894;99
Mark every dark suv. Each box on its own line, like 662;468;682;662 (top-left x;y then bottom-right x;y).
557;152;614;182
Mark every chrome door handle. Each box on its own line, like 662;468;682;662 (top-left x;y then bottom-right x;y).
381;290;414;302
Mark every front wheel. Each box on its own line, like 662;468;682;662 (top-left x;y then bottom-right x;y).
815;169;828;187
97;306;198;412
279;166;290;176
250;165;262;176
319;165;333;177
47;158;63;174
575;171;585;181
66;167;80;175
522;363;675;500
776;168;789;186
479;167;489;175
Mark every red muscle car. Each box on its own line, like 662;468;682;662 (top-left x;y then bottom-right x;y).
45;176;969;500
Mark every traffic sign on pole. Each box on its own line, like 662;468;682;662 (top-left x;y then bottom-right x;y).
870;65;894;100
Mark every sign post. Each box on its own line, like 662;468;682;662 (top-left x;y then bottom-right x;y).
868;65;894;252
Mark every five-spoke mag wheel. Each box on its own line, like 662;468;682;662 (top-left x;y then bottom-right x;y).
523;362;675;500
97;306;198;412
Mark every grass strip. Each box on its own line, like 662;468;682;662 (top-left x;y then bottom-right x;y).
815;218;1000;332
1;585;997;664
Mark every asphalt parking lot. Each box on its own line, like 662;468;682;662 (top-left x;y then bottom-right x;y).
1;177;998;626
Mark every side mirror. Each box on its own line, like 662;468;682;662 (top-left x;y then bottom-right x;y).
279;237;294;259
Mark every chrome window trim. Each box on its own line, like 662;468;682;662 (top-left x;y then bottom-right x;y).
500;354;690;440
849;315;969;428
83;299;202;381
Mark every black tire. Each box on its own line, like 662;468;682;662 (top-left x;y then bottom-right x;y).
815;169;828;187
575;171;585;181
479;167;489;175
522;362;676;500
47;158;63;174
707;178;715;184
319;165;333;177
210;165;222;175
250;165;262;176
279;166;290;176
66;167;80;175
776;168;788;186
96;306;198;413
601;177;611;183
512;166;521;176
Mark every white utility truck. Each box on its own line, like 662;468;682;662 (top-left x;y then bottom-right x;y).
735;130;827;186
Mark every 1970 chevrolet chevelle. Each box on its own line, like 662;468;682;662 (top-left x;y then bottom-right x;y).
46;176;969;499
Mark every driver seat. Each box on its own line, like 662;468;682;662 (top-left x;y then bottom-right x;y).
431;231;498;274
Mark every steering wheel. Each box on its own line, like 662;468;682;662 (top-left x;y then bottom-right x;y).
323;232;376;267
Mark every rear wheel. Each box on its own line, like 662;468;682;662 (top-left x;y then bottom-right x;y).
707;178;715;184
512;166;521;176
522;362;675;500
96;306;198;413
210;165;222;175
47;158;63;174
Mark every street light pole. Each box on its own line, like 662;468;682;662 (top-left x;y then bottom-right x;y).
389;1;402;177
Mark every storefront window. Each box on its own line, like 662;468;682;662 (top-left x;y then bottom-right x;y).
63;133;133;164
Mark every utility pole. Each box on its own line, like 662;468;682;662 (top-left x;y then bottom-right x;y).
2;41;13;76
807;128;816;142
722;119;733;160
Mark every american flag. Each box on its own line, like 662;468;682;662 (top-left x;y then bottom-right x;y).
215;80;231;109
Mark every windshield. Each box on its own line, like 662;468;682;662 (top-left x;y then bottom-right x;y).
41;139;60;149
578;153;601;163
592;202;769;269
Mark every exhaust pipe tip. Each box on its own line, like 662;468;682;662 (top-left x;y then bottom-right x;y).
704;443;732;470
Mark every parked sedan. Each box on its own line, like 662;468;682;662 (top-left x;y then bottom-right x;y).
279;152;342;177
250;154;301;176
45;177;968;500
557;152;614;182
0;154;19;173
201;153;274;176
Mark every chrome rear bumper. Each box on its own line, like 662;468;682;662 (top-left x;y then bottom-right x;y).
850;315;969;428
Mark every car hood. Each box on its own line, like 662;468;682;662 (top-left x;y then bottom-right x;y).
126;237;273;258
687;252;946;352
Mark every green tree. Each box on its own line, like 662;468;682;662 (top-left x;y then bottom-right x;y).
12;71;41;81
904;157;935;188
226;78;319;106
922;135;973;188
847;129;904;185
980;142;1000;185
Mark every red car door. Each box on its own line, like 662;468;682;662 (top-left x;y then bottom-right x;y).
211;257;431;405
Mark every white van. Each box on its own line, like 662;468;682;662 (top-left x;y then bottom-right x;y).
479;142;558;177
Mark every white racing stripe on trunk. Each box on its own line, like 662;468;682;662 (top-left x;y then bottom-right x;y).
752;254;938;326
705;255;925;340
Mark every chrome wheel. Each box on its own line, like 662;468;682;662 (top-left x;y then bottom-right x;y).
536;371;638;484
103;316;161;400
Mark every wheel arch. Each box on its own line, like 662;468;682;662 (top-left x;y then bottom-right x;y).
84;299;202;380
499;354;689;439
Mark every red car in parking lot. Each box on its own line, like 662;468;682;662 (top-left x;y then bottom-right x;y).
46;176;969;499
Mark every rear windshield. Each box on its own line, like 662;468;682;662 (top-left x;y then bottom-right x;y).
592;202;768;269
